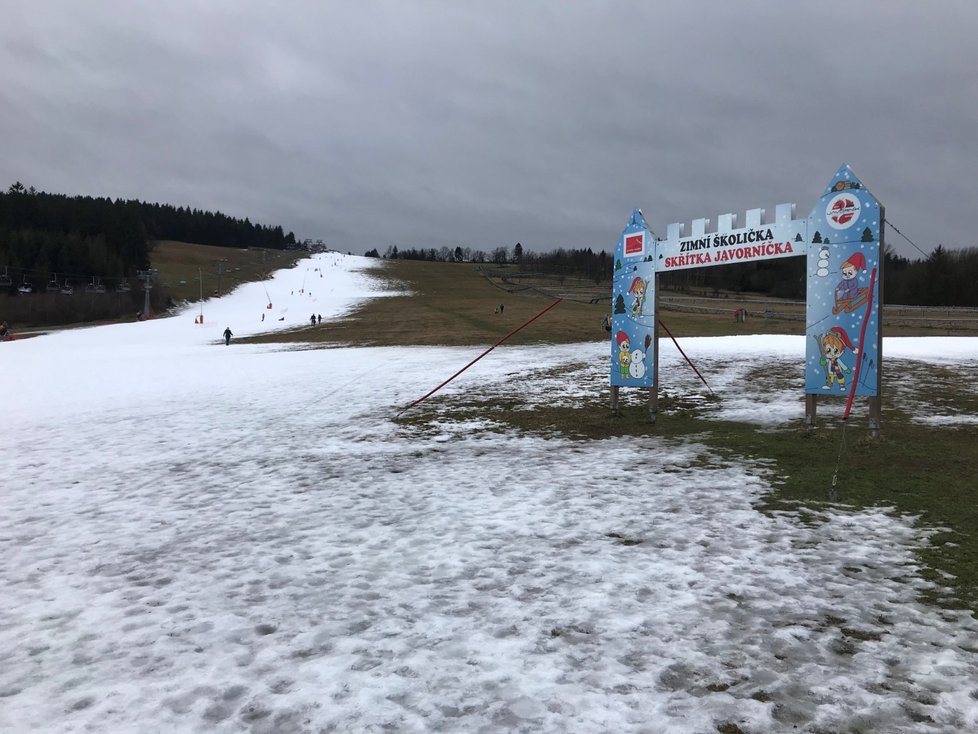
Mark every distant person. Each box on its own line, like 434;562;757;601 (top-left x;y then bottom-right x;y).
499;303;504;314
317;314;322;324
223;327;233;346
310;314;316;325
261;313;265;322
602;314;611;332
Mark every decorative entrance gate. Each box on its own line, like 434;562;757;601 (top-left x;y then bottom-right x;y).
610;164;883;430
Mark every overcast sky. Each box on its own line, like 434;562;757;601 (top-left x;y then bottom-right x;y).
2;1;975;257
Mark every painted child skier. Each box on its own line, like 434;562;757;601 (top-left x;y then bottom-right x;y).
833;252;870;314
628;277;648;317
820;326;856;391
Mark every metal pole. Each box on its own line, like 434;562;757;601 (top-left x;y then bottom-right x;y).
215;260;226;296
136;269;155;318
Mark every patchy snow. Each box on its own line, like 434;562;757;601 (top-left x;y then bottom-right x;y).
912;415;978;426
3;254;978;733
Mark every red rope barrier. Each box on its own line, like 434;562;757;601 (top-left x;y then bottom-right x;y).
657;319;714;395
400;299;563;413
843;267;877;420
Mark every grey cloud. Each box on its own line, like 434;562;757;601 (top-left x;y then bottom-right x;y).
1;1;975;256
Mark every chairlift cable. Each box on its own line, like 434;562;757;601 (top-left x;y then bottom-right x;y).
885;220;930;260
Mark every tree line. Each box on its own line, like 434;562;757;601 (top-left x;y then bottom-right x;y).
370;238;978;307
371;242;610;280
0;182;297;290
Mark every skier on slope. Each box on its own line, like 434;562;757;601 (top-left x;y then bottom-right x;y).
223;327;233;346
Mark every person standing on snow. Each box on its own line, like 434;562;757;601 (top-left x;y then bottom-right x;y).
223;327;233;346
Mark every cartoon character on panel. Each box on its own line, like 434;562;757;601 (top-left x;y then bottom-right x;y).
818;326;857;391
628;276;648;317
629;335;649;380
610;208;656;389
834;252;870;314
615;331;631;380
804;164;882;398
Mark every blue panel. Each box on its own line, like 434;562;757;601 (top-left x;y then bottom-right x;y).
610;209;656;388
804;165;882;397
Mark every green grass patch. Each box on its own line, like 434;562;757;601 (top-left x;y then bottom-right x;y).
606;532;645;546
151;240;305;305
396;373;978;613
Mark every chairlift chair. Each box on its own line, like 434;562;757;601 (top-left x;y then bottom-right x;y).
117;280;131;293
85;278;97;293
61;281;74;295
0;267;13;287
18;276;32;294
47;274;60;292
95;278;106;294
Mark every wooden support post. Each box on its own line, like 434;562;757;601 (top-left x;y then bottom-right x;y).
805;394;817;430
611;385;620;416
648;386;658;424
867;396;881;438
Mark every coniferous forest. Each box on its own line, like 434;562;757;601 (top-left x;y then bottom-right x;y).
375;241;978;308
0;183;296;292
3;181;976;331
0;184;298;326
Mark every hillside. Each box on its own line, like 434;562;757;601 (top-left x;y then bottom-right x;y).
244;258;978;347
151;240;306;305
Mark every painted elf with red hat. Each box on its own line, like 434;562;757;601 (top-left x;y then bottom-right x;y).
819;326;857;391
833;251;871;314
627;276;648;317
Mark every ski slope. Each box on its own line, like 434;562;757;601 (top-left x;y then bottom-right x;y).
2;253;978;733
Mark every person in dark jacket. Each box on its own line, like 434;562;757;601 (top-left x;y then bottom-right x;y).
223;327;233;346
